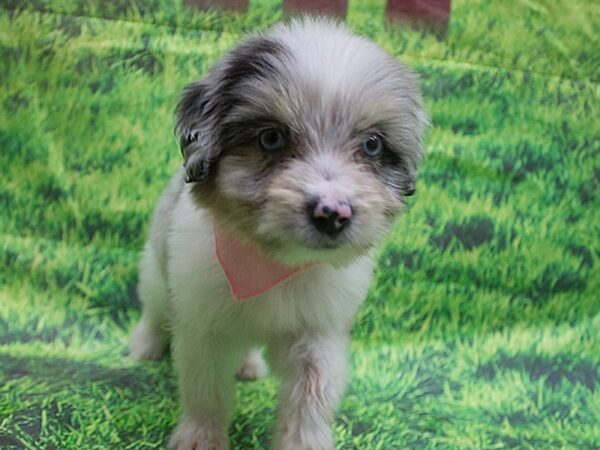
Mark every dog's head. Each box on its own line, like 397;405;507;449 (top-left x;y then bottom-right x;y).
176;18;427;266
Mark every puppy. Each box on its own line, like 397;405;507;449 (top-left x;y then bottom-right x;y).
129;18;426;450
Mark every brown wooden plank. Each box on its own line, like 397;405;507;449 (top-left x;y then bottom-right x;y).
386;0;451;27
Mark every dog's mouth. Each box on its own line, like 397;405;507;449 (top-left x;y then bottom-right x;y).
306;241;341;250
252;203;380;265
253;228;373;267
257;233;346;253
304;234;352;250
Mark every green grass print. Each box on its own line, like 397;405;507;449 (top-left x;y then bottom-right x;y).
1;0;599;448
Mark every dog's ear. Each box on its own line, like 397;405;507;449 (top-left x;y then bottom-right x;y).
175;80;221;183
392;63;428;199
175;36;286;183
404;182;416;196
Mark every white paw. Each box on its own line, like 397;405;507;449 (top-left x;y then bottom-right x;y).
236;349;268;381
275;422;333;450
168;418;229;450
275;434;333;450
129;319;168;361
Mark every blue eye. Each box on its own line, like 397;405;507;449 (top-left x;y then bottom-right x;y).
259;129;286;152
362;134;383;157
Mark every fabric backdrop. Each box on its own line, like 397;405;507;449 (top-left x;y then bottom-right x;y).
0;0;598;448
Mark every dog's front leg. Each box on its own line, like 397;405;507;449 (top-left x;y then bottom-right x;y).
169;332;246;450
271;332;350;450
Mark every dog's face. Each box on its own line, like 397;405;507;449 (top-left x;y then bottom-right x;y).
176;19;427;266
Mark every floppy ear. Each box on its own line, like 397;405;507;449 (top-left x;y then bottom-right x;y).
395;66;428;199
404;182;416;196
174;79;222;183
174;35;286;183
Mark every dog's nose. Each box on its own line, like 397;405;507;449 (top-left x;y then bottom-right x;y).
309;195;353;238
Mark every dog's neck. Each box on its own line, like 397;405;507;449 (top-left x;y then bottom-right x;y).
213;224;308;301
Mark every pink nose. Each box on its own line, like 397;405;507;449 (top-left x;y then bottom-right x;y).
309;195;353;238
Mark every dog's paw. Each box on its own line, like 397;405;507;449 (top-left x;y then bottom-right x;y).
168;418;229;450
275;433;334;450
236;349;268;381
275;421;334;450
129;319;168;361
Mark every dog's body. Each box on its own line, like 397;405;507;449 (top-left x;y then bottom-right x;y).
130;18;426;450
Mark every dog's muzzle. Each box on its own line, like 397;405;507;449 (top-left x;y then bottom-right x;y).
307;192;353;238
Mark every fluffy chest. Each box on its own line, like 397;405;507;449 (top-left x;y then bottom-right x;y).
237;261;374;336
166;191;375;337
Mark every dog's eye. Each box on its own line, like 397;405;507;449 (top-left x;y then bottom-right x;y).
259;129;286;152
361;134;383;158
